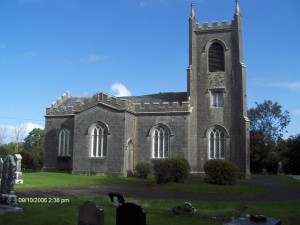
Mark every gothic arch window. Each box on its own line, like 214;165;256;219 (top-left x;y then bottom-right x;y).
209;127;225;159
209;42;225;72
58;128;70;156
89;122;108;158
151;125;170;159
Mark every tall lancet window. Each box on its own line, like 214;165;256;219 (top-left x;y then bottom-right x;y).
152;126;170;159
90;122;108;158
209;43;225;72
209;127;225;159
58;128;70;156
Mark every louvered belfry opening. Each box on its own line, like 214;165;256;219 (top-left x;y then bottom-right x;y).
209;43;224;72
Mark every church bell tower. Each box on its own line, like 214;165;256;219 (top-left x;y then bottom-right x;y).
187;1;250;178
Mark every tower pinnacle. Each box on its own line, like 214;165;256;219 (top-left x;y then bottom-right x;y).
235;0;240;15
190;1;195;18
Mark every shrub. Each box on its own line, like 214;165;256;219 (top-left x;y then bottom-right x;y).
153;157;191;184
172;157;191;183
153;159;174;183
204;159;239;185
135;161;153;179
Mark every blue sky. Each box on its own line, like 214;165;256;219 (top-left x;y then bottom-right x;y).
0;0;299;141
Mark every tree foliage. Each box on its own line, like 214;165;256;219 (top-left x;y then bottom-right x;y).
248;100;292;173
12;124;27;153
22;128;45;170
248;100;290;146
280;134;300;174
24;128;45;149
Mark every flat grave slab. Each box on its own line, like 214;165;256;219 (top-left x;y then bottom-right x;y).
224;215;281;225
0;205;23;215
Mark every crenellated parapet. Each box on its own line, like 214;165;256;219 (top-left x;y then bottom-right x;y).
134;101;190;114
46;92;190;116
49;91;71;108
196;20;236;33
46;91;73;116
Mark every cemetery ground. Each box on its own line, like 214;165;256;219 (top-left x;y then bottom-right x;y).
1;172;300;225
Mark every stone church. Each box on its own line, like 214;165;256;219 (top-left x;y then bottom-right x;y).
43;1;250;178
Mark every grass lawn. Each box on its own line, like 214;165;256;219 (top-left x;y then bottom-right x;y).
155;176;267;195
1;172;299;225
15;172;138;190
1;196;300;225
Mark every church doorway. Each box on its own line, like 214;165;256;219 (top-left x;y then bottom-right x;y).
125;139;134;175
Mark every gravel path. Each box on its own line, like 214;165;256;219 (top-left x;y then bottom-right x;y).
18;175;300;202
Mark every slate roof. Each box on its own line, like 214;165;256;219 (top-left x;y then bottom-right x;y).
52;97;89;108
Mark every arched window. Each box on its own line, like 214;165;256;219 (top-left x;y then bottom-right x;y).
152;126;169;159
90;123;108;158
209;127;225;159
58;128;70;156
209;42;224;72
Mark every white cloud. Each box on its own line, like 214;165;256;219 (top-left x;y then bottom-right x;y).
271;82;300;90
81;54;108;63
111;82;132;97
24;122;44;134
0;123;44;144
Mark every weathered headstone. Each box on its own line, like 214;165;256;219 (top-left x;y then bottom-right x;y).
0;158;3;179
0;155;17;205
108;192;125;208
172;202;197;216
13;154;23;184
277;161;283;175
78;201;104;225
116;202;146;225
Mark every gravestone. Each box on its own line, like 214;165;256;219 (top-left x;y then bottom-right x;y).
277;161;283;175
108;192;125;208
116;202;146;225
172;202;197;216
224;214;281;225
14;154;23;184
0;155;17;205
0;158;3;179
78;201;104;225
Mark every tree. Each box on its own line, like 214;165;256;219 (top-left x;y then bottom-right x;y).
281;134;300;174
0;127;7;145
22;128;45;170
24;128;45;149
248;100;290;147
248;100;291;172
11;124;27;153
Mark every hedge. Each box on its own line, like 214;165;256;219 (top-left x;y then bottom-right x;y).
153;157;191;184
204;159;239;185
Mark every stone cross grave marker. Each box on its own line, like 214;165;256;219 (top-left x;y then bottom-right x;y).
116;202;146;225
13;154;23;184
78;201;104;225
0;155;17;205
